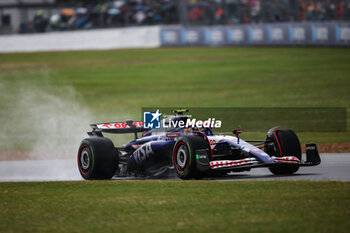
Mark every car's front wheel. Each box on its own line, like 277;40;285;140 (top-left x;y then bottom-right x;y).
173;135;209;179
265;127;301;175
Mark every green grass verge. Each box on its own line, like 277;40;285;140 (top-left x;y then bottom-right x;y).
0;181;349;233
0;47;349;148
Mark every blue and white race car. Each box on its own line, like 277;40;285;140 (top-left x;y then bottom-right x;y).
77;110;321;180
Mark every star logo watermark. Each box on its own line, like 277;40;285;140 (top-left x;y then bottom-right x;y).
143;109;162;129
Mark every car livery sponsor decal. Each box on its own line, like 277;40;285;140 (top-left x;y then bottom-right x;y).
133;143;154;164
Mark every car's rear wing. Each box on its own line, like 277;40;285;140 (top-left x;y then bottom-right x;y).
88;120;146;138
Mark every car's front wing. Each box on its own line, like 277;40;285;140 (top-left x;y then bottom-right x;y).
205;143;321;171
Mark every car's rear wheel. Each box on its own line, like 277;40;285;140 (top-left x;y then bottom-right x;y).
78;137;119;180
173;136;209;179
265;127;301;175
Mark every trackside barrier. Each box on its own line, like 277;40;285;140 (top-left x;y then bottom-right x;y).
160;22;350;47
0;26;161;53
1;23;348;53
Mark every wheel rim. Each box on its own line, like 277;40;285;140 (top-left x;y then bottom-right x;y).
176;145;188;170
80;147;90;171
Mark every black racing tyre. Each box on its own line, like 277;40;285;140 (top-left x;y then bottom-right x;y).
77;137;119;180
265;128;302;175
173;136;209;179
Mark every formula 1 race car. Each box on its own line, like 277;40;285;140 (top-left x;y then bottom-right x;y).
77;110;321;180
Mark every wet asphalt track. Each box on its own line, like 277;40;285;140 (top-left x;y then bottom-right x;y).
0;153;349;182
